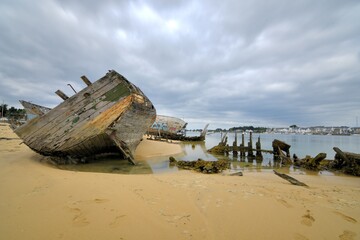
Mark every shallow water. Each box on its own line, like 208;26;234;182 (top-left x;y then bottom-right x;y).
57;132;359;175
203;132;360;159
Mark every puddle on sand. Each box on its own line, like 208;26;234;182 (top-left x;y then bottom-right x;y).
55;156;154;175
53;154;182;175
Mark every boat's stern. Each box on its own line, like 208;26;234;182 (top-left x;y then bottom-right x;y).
105;93;156;164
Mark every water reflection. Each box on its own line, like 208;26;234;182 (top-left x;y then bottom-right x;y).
56;155;154;174
179;141;218;161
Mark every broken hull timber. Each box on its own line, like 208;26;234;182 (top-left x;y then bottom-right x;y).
14;70;156;164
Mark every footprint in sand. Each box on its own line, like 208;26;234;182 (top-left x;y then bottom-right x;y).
93;198;109;203
68;207;90;227
339;230;356;240
301;210;315;227
71;198;109;205
109;215;126;228
334;211;357;224
277;198;293;208
65;198;109;227
293;233;309;240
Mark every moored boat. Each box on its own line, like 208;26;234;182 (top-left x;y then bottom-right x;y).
14;70;156;164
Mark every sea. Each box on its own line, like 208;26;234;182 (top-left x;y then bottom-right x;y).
57;132;360;175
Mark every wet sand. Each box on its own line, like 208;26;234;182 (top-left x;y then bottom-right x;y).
0;123;359;240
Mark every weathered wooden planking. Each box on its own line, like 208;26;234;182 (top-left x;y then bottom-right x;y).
44;77;135;141
20;74;133;150
18;72;127;138
58;96;134;152
18;87;116;149
36;86;132;152
21;76;121;145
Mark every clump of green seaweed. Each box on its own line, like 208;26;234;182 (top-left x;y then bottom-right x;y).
293;148;360;176
169;157;229;174
330;147;360;176
207;144;230;155
294;153;327;171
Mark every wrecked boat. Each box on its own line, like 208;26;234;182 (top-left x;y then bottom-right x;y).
20;100;51;119
148;115;187;136
148;115;208;141
14;70;156;165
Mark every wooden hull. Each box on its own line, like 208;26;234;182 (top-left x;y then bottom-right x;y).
148;115;187;136
148;114;209;141
14;70;156;164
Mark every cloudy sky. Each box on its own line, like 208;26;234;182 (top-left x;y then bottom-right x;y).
1;0;359;129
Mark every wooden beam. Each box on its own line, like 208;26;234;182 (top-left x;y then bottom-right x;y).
81;75;92;86
333;147;350;163
273;170;308;187
55;90;69;100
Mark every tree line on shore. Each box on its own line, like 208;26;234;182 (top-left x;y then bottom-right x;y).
0;105;26;120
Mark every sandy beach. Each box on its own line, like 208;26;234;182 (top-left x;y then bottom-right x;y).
0;123;359;240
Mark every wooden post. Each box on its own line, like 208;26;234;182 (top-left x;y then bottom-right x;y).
256;136;263;160
247;131;254;157
240;132;245;157
333;147;350;163
81;75;92;86
55;90;69;100
272;139;291;160
234;131;238;146
221;132;228;146
233;131;238;156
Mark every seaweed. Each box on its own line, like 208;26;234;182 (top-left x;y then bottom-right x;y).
169;157;229;174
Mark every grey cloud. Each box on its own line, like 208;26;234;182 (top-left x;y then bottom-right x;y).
1;0;359;129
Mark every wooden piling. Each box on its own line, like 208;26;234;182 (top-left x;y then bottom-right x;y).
272;139;291;160
256;136;263;160
247;131;254;157
208;132;275;163
240;132;246;157
233;131;238;156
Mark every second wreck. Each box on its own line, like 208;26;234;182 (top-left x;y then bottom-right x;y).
14;70;156;165
148;115;209;141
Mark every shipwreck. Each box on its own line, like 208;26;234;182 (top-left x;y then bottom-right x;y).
14;70;156;165
149;115;187;137
19;100;51;118
148;115;208;141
